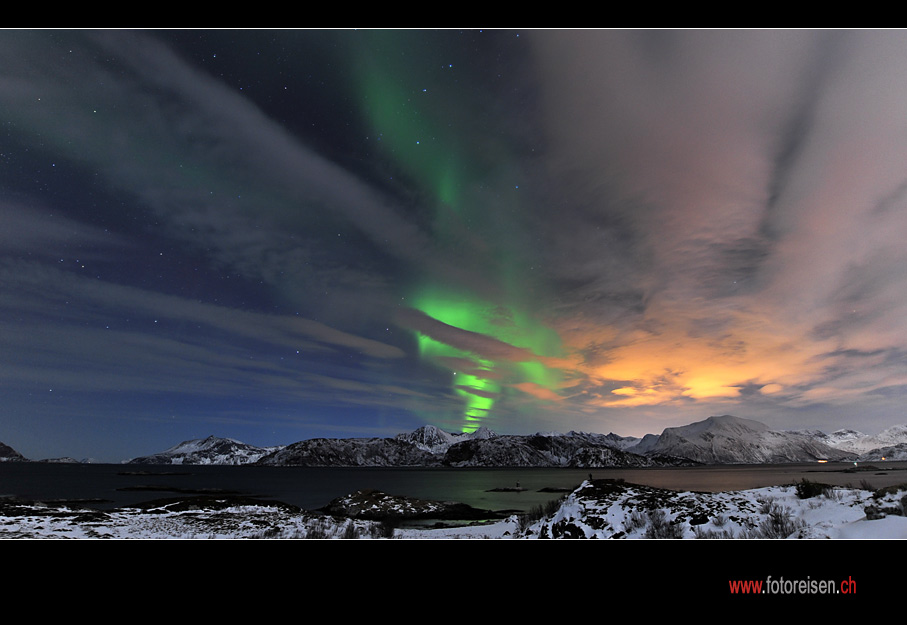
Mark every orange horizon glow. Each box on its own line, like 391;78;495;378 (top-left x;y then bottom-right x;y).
547;294;847;411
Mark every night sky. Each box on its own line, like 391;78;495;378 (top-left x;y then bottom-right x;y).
5;29;907;462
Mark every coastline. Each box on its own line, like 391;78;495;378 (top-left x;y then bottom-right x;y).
3;478;905;540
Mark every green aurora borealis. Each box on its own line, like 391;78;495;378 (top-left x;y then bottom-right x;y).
412;288;565;430
351;31;566;431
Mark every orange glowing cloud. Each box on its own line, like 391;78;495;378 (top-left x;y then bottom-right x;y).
551;294;842;411
512;382;564;402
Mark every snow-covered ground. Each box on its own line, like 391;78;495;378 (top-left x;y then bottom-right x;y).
2;479;905;539
517;479;907;539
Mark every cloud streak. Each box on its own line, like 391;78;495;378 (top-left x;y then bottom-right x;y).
6;29;907;458
522;29;907;433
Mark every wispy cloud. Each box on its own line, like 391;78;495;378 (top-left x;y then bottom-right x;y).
525;30;907;431
0;259;404;399
6;29;907;455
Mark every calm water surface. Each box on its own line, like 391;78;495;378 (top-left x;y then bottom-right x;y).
1;461;906;514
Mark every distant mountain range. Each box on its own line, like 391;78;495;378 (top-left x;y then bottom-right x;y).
125;435;282;466
123;415;907;467
253;425;689;468
5;415;907;467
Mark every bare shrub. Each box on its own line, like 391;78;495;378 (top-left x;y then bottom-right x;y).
371;518;397;538
744;501;805;538
795;479;833;499
644;508;685;539
517;504;546;533
693;526;734;539
544;497;563;517
255;526;282;539
626;509;647;532
304;518;329;539
341;520;361;539
517;496;567;533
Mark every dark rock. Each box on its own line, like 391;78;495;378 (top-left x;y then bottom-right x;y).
318;488;504;521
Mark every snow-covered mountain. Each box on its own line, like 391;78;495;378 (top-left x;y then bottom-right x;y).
0;443;95;463
856;443;907;461
255;425;689;468
787;424;907;460
827;425;907;455
627;433;661;455
631;415;857;464
127;435;283;465
256;435;438;467
438;431;685;468
0;441;26;462
816;428;868;450
393;424;496;453
14;415;907;468
601;432;644;451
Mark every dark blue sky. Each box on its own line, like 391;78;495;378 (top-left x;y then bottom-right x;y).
5;29;907;462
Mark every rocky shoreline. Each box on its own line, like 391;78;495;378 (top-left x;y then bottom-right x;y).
3;476;906;539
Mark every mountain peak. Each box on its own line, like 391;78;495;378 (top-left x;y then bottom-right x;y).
130;436;278;465
395;424;498;453
665;415;769;437
469;426;497;439
0;441;27;461
706;414;767;428
651;415;854;464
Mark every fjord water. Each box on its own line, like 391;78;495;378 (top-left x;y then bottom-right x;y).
3;461;907;515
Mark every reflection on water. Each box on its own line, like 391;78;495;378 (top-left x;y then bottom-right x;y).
1;461;905;514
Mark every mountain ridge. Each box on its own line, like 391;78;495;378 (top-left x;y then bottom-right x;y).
646;415;856;464
5;415;907;466
121;416;883;467
127;435;280;466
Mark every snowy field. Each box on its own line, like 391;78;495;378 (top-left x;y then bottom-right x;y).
518;479;907;539
2;479;906;539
